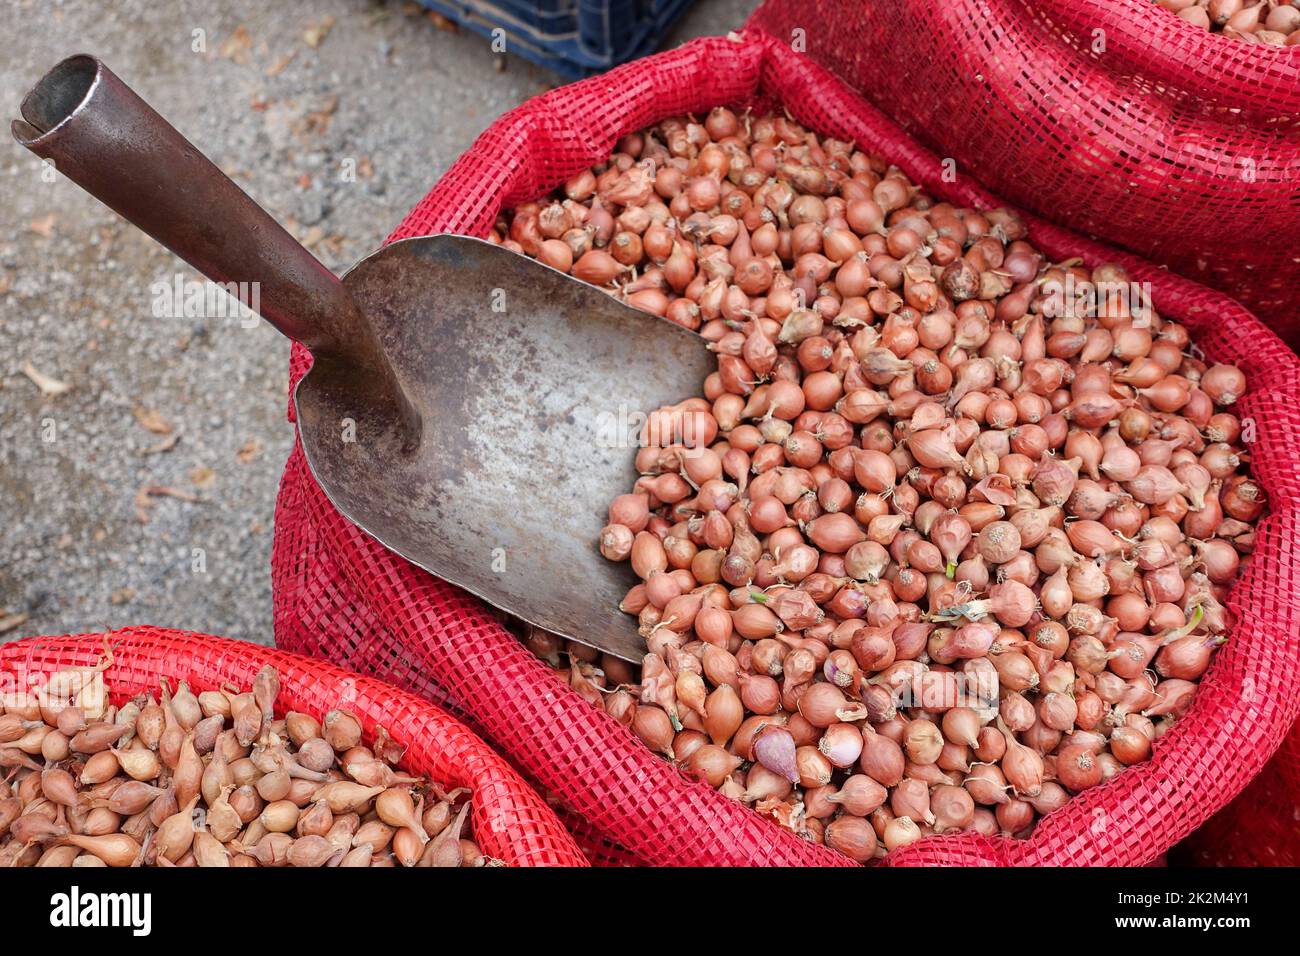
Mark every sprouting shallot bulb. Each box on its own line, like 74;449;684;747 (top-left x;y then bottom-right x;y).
0;659;491;870
521;111;1263;861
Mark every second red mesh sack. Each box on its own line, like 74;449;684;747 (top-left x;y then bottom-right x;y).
0;627;587;866
272;31;1300;866
747;0;1300;349
1176;720;1300;866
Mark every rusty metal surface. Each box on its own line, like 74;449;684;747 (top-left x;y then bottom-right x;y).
306;235;713;662
14;55;713;662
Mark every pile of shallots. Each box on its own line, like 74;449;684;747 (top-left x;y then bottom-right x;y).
0;652;486;867
496;109;1264;861
1155;0;1300;42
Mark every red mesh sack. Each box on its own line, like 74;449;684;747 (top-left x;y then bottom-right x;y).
0;627;586;867
1177;723;1300;866
272;30;1300;866
747;0;1300;348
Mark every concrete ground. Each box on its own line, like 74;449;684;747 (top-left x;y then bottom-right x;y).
0;0;758;646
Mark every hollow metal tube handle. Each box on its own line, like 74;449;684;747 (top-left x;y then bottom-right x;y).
12;55;407;409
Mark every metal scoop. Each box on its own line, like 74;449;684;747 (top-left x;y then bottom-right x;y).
14;55;713;662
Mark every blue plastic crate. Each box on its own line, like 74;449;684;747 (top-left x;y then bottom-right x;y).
415;0;696;79
490;0;577;34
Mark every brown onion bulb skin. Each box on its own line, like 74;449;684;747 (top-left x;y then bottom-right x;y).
0;664;481;869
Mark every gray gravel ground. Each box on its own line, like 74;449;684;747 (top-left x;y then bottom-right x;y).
0;0;758;646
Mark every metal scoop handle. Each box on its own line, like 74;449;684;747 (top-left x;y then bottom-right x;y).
12;55;418;441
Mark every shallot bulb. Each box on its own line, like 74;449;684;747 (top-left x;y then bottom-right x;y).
505;110;1265;862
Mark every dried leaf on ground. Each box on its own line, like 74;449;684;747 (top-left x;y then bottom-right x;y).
0;612;30;635
236;439;262;463
138;432;182;456
299;226;326;249
134;485;200;524
219;25;253;63
133;406;172;435
21;360;71;396
28;214;57;237
318;234;346;258
190;466;217;489
304;15;336;48
427;11;458;32
109;587;136;606
265;49;297;76
299;95;339;136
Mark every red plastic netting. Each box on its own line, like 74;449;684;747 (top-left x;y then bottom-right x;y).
746;0;1300;349
1177;720;1300;866
747;0;1300;867
273;30;1300;866
0;627;587;867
